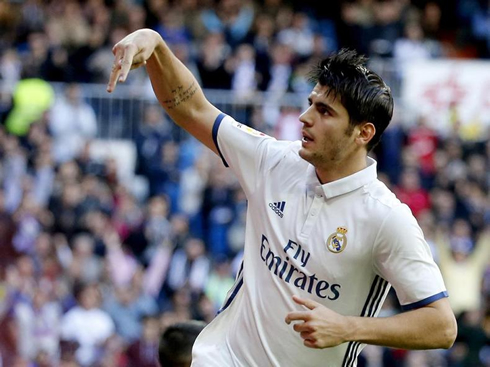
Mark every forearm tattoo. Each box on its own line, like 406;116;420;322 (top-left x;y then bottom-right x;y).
163;81;198;109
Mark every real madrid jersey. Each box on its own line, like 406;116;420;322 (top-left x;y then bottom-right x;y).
191;114;448;367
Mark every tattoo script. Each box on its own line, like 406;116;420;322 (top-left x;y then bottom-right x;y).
163;81;198;109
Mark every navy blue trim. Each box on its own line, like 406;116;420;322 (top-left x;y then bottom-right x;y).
236;261;244;280
367;277;385;317
343;276;380;367
212;113;229;167
371;280;389;316
361;276;381;316
343;276;390;367
217;278;243;315
401;291;448;311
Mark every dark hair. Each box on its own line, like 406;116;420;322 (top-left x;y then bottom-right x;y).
310;49;394;151
158;321;206;367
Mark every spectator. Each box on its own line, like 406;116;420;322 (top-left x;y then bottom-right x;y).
406;116;439;182
196;32;233;90
435;225;490;315
49;83;97;163
204;256;235;312
0;49;22;90
247;13;275;55
155;7;191;47
134;103;174;178
201;168;235;257
160;288;194;330
179;154;209;239
126;315;160;367
12;196;43;255
2;135;26;213
421;2;442;40
266;42;293;94
455;309;490;366
231;43;258;100
103;282;158;344
277;12;315;58
14;286;61;362
394;168;431;218
104;230;139;288
65;234;103;284
146;141;182;212
143;195;172;262
166;238;210;298
112;187;144;242
60;283;115;367
273;105;302;141
393;21;441;76
339;0;376;55
49;181;84;239
199;0;255;47
46;2;90;49
4;77;54;137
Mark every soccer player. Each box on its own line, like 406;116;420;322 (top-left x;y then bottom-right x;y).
107;29;457;367
158;321;206;367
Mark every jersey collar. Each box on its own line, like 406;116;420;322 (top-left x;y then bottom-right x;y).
307;157;378;199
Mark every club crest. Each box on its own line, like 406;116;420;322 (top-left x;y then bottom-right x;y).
326;227;348;253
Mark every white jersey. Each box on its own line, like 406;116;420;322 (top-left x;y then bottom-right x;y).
192;114;447;367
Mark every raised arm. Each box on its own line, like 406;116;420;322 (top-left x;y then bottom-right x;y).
107;29;221;154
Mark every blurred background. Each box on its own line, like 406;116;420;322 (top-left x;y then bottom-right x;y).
0;0;489;366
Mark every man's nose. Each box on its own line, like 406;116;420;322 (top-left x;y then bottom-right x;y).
299;108;313;127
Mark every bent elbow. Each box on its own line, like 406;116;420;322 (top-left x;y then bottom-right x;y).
439;316;458;349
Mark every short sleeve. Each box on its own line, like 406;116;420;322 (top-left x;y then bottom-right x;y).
373;204;448;311
213;113;294;196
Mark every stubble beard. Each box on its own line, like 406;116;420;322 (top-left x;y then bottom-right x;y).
299;125;356;170
299;143;343;171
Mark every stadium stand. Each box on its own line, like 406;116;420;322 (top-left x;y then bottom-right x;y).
0;0;489;366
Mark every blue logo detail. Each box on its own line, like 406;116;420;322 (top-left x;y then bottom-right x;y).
269;201;286;218
332;237;341;251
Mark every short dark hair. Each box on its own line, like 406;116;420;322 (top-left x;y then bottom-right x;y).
158;321;206;367
310;49;394;151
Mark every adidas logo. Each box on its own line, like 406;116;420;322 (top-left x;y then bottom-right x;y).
269;201;286;218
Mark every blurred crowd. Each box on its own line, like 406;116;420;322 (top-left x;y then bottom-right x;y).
0;0;489;90
0;0;489;366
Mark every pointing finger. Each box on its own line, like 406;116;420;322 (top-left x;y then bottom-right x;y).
292;295;319;310
107;47;124;93
118;44;138;83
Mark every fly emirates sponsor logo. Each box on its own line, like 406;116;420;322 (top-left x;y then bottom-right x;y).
260;234;341;300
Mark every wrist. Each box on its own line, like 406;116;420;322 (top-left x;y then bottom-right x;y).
144;28;164;49
343;316;360;343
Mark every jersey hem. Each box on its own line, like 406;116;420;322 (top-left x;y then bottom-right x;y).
212;112;229;167
400;291;448;311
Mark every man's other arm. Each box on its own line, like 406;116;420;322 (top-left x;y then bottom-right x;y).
286;295;457;350
107;29;220;154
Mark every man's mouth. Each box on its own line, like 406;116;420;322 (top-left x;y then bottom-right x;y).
302;131;313;143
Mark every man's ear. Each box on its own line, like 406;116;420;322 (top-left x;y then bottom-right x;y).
356;122;376;147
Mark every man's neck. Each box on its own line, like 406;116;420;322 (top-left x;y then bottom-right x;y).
315;155;368;184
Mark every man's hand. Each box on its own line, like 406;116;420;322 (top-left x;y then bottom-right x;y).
107;29;162;93
285;295;352;349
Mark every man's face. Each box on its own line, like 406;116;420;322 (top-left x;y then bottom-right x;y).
298;84;359;172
